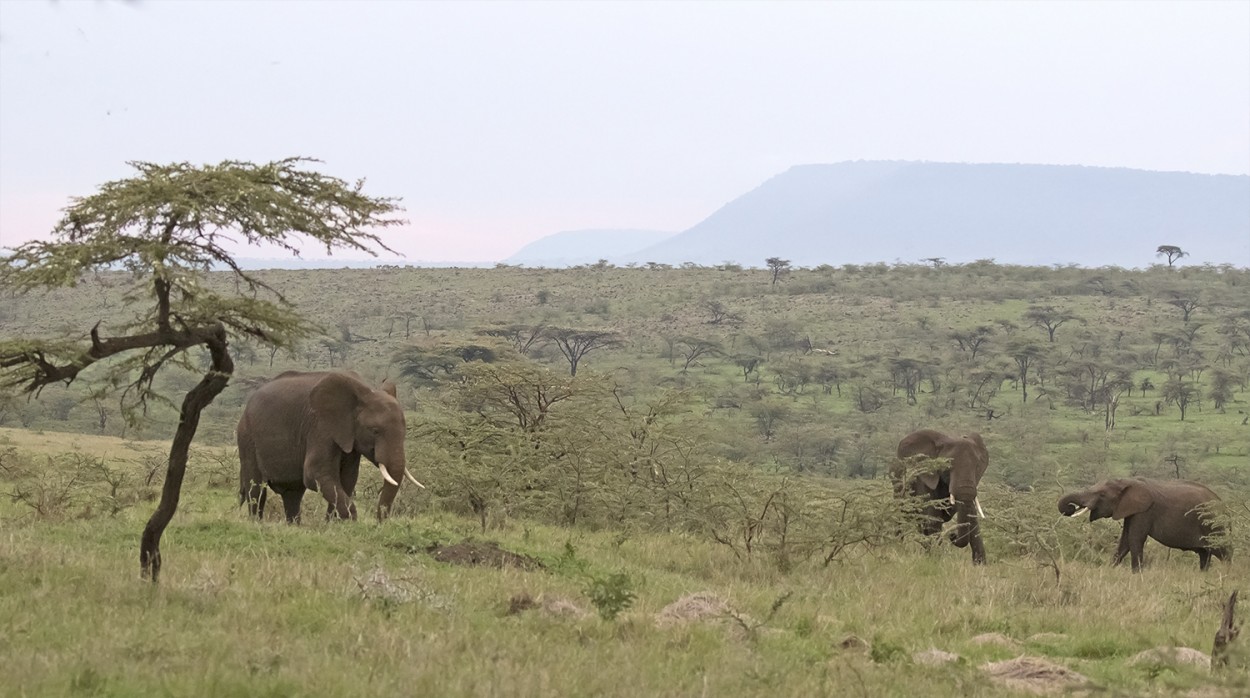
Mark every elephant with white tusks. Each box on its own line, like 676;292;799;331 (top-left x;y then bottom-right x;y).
1058;478;1230;572
237;370;423;523
892;429;989;565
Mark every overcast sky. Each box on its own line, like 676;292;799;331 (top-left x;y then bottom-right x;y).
1;0;1247;264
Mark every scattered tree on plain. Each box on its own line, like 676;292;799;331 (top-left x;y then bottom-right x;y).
1156;245;1188;267
0;157;404;582
765;257;792;285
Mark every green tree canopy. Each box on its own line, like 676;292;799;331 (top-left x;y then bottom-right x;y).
0;157;405;582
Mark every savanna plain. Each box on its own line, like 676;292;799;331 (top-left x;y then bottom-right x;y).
2;260;1248;697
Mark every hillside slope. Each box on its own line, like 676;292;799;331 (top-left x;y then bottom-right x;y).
617;161;1249;268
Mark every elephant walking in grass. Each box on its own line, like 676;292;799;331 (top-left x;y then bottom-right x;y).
237;370;422;523
1058;478;1229;572
892;429;989;565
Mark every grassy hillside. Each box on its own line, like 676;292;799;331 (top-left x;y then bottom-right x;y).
1;261;1248;695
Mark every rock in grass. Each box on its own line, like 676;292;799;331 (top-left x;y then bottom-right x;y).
1128;646;1211;670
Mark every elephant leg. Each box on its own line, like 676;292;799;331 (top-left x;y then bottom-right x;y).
1112;523;1132;566
268;482;305;524
315;475;353;520
1198;549;1211;571
1124;516;1150;572
337;454;361;522
967;519;986;565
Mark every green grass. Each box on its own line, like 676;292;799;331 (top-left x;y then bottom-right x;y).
1;457;1246;697
3;262;1249;695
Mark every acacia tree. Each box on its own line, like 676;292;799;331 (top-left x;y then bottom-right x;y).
1023;305;1080;342
765;257;792;286
543;327;621;376
1156;245;1188;267
0;158;404;582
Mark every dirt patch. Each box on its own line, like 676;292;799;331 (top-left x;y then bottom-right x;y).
982;656;1089;695
427;540;545;571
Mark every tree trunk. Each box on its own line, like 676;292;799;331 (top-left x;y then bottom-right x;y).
139;327;233;582
1213;590;1240;670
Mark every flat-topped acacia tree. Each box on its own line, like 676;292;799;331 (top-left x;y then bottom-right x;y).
0;158;405;582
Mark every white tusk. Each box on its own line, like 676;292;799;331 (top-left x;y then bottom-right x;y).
377;463;399;487
405;470;426;489
1071;506;1089;517
949;494;956;505
975;497;985;519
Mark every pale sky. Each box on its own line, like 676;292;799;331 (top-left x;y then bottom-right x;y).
1;0;1247;264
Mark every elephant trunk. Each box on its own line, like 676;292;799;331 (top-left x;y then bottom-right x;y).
1058;493;1088;517
948;484;986;564
373;441;411;521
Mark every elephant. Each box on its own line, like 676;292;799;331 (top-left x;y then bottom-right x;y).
1058;478;1229;572
237;370;422;523
892;429;989;565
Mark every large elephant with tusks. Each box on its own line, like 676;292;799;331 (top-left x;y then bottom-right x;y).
237;370;422;522
892;429;989;565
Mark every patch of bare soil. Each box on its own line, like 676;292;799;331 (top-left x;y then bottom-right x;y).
426;539;545;571
981;656;1089;695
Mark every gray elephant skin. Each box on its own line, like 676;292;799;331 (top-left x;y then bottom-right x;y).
1058;478;1229;571
892;429;989;565
237;370;419;522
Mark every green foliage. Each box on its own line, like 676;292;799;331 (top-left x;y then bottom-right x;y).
583;571;639;621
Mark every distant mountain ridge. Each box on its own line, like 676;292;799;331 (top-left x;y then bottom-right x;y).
528;162;1250;269
503;229;675;267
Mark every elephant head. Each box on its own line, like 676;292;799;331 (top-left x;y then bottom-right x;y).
1057;479;1149;522
309;372;420;519
893;429;989;564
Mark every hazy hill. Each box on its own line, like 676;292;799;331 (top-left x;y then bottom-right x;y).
606;161;1248;268
503;228;675;266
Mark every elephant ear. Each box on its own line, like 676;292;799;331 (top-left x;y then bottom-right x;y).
897;430;947;491
380;379;398;400
310;373;365;453
1111;480;1152;520
961;432;989;481
913;471;939;491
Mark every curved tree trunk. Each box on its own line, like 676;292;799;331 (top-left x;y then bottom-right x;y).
140;327;233;582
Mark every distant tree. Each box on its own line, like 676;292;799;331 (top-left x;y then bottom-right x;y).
733;354;763;382
1024;305;1080;342
1208;369;1236;413
748;399;791;441
765;257;792;285
1156;245;1188;267
1166;297;1200;323
1007;339;1045;403
0;157;403;582
394;343;498;387
949;325;995;361
1161;378;1197;421
673;337;722;374
543;327;621;376
702;299;741;325
477;324;546;355
921;257;946;268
